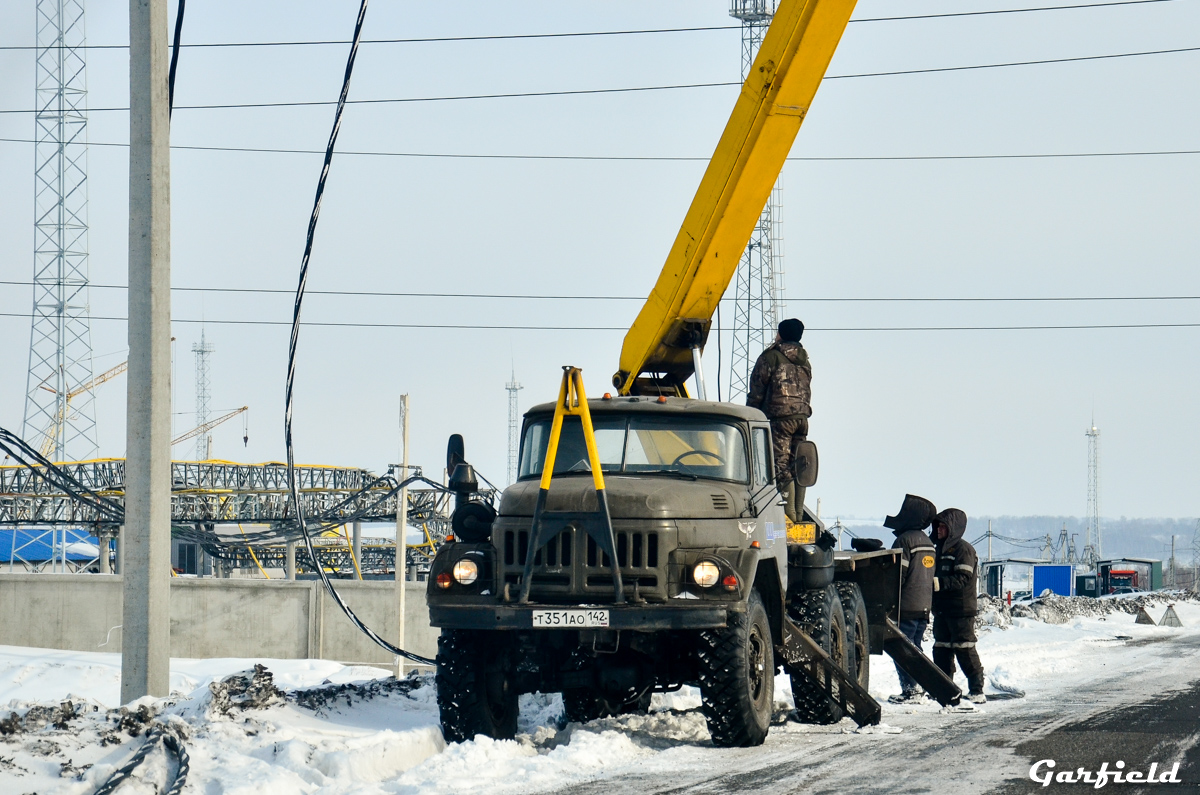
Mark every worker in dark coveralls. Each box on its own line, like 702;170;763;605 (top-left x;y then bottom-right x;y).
931;508;987;704
746;318;811;522
883;494;938;704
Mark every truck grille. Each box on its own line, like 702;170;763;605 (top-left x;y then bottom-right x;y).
499;525;666;603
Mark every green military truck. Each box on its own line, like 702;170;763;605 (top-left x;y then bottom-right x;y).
426;389;957;747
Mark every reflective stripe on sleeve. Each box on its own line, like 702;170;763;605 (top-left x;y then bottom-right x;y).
955;564;974;573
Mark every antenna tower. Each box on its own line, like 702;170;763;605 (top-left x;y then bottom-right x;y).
193;331;214;460
1084;422;1101;564
728;0;786;400
23;0;96;462
505;373;523;485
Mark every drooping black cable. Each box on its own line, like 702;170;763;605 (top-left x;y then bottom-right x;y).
168;0;186;118
282;0;435;667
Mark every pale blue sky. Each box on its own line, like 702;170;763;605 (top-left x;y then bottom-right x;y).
1;0;1198;519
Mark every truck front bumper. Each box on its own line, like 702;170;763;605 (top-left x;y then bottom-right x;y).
429;602;730;631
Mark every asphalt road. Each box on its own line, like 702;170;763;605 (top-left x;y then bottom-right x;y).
555;632;1200;795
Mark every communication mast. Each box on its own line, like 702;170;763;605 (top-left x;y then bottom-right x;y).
1083;421;1101;565
23;0;97;462
192;331;214;460
505;372;523;485
728;0;786;400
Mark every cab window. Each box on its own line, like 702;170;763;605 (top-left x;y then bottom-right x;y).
751;426;772;486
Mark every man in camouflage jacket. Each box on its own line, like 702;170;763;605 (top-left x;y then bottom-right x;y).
746;318;811;522
931;508;987;703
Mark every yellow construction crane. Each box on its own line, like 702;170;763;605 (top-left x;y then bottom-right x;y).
613;0;857;396
171;406;249;456
38;361;129;458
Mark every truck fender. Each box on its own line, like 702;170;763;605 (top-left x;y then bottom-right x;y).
750;559;785;648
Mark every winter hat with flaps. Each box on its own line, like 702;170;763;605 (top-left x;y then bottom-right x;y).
883;494;937;533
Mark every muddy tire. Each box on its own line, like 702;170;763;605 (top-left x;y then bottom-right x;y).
436;629;519;743
696;590;774;747
835;581;871;692
789;583;851;724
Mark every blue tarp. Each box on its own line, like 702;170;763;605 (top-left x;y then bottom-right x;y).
1033;564;1075;597
0;528;101;563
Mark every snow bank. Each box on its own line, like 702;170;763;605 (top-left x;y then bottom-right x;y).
1;595;1198;793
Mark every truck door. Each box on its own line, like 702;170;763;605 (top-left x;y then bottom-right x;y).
750;424;780;516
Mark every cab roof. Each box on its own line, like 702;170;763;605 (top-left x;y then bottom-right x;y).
524;396;768;423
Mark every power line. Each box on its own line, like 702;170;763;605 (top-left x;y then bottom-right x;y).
825;44;1200;81
4;44;1199;115
0;311;1195;332
2;136;1198;163
0;1;1181;51
1;280;1198;303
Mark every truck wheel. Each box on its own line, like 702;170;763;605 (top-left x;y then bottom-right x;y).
835;581;871;692
696;590;774;747
789;583;851;724
436;629;519;743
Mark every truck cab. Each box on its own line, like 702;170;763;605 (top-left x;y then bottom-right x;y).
427;396;877;747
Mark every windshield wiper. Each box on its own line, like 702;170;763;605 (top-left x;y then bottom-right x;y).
634;469;699;481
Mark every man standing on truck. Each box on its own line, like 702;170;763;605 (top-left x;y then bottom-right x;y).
746;318;811;522
931;508;987;704
883;494;938;704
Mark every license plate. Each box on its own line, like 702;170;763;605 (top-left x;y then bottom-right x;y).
531;609;610;628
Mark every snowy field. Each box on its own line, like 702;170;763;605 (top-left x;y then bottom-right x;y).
0;594;1197;794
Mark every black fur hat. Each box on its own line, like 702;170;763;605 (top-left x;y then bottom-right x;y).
883;494;937;532
778;318;804;342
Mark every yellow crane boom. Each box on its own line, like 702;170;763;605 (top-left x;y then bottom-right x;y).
37;361;129;458
614;0;857;396
172;406;249;448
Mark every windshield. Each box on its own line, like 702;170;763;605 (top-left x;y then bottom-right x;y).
519;414;748;482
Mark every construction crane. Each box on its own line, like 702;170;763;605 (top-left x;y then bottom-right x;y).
171;406;249;458
613;0;855;396
37;361;129;458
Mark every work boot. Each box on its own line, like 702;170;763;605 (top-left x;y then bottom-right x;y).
888;689;925;705
968;692;987;704
781;480;799;523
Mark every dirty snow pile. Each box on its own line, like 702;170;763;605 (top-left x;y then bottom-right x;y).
1;599;1198;794
995;590;1199;626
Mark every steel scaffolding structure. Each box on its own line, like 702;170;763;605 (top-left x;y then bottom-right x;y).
192;331;215;460
24;0;97;462
505;373;523;485
0;459;472;576
728;0;786;400
0;460;452;528
1083;422;1101;565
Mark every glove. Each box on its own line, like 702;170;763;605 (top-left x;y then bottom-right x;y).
933;577;940;592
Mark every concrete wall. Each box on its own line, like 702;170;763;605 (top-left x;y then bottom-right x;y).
0;574;437;665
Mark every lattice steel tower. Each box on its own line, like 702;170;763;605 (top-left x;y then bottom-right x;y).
505;373;523;485
1083;421;1101;565
728;0;786;400
23;0;97;462
193;331;214;460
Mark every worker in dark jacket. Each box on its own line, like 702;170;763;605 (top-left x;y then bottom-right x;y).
931;508;986;704
746;318;811;522
883;494;938;703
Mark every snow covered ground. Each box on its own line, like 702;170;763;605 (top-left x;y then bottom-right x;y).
1;595;1197;794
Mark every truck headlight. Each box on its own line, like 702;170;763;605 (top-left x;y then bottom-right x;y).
452;558;479;585
693;561;720;588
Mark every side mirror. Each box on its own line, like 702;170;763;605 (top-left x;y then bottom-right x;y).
792;440;819;488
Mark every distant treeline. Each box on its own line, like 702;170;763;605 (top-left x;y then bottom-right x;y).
837;516;1199;564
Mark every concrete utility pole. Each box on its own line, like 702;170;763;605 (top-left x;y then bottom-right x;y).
396;394;410;679
121;0;172;703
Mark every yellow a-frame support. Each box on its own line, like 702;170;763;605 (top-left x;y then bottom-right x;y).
519;367;624;604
